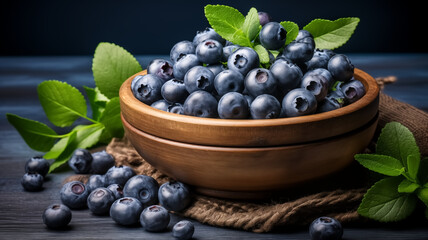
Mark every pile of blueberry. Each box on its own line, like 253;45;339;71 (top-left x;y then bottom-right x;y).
40;149;195;240
21;151;343;239
131;12;365;119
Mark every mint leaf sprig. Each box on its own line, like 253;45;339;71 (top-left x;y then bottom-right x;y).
355;122;428;221
6;42;142;173
204;4;359;67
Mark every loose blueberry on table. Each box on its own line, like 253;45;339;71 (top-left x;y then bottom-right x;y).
309;216;343;240
91;150;115;175
25;156;50;178
87;187;116;215
21;172;44;192
69;148;93;174
42;204;72;229
110;197;144;226
123;174;159;208
158;181;192;212
172;220;195;240
140;205;171;232
60;181;90;209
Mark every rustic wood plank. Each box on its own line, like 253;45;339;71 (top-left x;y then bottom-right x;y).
0;55;427;239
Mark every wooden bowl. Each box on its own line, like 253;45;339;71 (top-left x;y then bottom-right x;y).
119;68;380;199
120;69;379;147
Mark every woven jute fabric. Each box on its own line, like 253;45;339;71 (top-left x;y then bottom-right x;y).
66;82;428;232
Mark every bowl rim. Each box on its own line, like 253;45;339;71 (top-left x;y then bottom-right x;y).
120;68;379;127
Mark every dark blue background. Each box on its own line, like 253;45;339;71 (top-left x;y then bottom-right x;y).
1;0;424;56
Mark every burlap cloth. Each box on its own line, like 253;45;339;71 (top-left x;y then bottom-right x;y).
67;77;428;232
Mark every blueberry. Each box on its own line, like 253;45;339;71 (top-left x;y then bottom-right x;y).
222;45;239;62
60;181;89;209
258;12;272;26
140;205;170;232
183;90;218;118
87;187;116;215
227;47;260;76
250;94;281;119
158;181;192;212
107;183;124;200
170;40;196;63
270;59;303;94
123;175;159;208
42;204;72;229
68;148;92;174
161;79;189;104
21;172;43;192
301;73;329;102
217;92;249;119
340;79;365;104
281;88;317;117
168;103;184;115
328;54;354;82
195;39;223;64
206;63;225;77
295;29;314;42
25;156;50;178
151;99;170;111
305;68;334;89
131;74;164;105
259;22;287;50
306;49;332;71
86;174;106;192
283;30;315;64
245;68;277;98
91;150;115;174
147;59;174;82
309;216;343;240
193;27;226;47
104;165;136;186
317;93;344;113
131;75;144;92
184;66;215;93
244;94;254;107
172;54;201;80
110;197;143;226
172;220;195;240
214;69;245;96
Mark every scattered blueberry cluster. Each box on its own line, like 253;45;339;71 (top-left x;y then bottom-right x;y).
21;152;343;238
131;12;365;119
39;149;195;239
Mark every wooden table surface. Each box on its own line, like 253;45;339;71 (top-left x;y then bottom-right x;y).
1;54;428;239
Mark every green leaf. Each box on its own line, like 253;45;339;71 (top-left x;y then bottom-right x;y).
48;124;104;173
44;131;77;160
407;154;420;181
376;122;420;169
417;187;428;207
93;42;142;99
358;177;418;222
99;97;124;143
6;113;58;152
303;17;360;50
354;154;405;176
398;179;420;193
37;80;87;127
280;21;299;45
204;5;251;47
242;7;260;41
84;86;109;121
254;45;270;64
